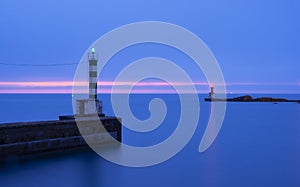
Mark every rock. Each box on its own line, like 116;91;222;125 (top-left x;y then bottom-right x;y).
253;97;288;102
229;95;253;102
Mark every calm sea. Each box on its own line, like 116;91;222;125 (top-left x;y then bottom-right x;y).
0;94;299;187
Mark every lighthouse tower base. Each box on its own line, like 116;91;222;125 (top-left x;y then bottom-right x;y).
76;99;102;116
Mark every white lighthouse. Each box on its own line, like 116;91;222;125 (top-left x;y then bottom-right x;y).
76;48;102;116
88;48;98;100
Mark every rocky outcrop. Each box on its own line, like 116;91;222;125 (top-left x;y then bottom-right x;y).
228;95;253;102
205;95;298;103
253;97;288;102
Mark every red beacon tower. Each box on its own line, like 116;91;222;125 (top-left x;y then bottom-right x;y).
209;84;215;99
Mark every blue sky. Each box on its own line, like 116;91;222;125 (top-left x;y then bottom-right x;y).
0;0;299;93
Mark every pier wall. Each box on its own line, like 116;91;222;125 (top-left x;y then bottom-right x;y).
0;117;121;160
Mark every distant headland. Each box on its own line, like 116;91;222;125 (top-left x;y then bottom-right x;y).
204;85;300;103
205;95;300;103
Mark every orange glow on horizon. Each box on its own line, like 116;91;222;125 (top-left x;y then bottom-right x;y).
0;81;208;88
0;81;299;94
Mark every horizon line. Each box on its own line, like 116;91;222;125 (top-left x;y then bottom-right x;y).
0;80;299;94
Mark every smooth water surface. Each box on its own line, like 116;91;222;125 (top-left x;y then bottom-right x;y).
0;94;299;187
